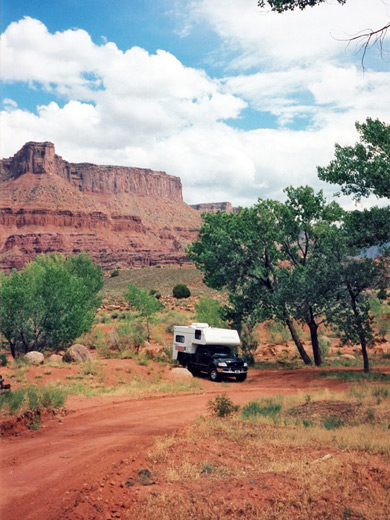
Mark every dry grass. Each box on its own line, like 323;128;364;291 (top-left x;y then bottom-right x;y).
133;390;390;520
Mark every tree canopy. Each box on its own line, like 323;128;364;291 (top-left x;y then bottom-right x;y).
318;118;390;201
258;0;346;12
0;253;103;357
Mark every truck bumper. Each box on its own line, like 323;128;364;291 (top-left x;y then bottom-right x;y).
217;368;248;375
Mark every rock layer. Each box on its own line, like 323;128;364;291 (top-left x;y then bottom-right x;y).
0;142;200;271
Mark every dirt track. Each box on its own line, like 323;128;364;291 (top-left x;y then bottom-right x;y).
0;369;354;520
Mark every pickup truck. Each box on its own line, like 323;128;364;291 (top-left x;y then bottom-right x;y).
172;323;248;382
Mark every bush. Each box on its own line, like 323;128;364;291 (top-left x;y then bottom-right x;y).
322;414;344;430
149;289;162;300
110;268;120;278
207;393;239;417
172;284;191;299
0;353;8;366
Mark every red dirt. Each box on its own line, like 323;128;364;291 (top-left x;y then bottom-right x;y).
0;367;386;520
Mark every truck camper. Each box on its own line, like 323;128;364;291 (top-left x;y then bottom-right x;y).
172;323;248;382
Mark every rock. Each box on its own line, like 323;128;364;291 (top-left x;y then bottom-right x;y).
63;344;92;363
49;354;63;363
340;354;356;360
25;351;44;365
0;142;201;272
170;367;193;379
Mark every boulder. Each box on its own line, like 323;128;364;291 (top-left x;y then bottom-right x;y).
49;354;63;363
63;344;92;363
170;367;193;379
340;353;356;360
25;351;44;366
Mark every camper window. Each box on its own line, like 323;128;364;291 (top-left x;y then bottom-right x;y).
175;335;185;343
195;329;202;340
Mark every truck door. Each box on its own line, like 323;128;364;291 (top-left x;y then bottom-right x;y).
197;347;212;371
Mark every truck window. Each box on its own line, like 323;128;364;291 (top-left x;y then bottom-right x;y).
175;335;185;343
195;329;202;340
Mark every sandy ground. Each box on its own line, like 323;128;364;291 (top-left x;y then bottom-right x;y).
0;366;361;520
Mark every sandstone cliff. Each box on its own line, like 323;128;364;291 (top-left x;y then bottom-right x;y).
191;201;238;214
0;142;200;271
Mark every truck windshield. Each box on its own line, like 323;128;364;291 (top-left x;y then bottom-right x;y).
210;346;232;358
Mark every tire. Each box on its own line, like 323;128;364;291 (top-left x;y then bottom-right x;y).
208;367;220;382
236;374;247;382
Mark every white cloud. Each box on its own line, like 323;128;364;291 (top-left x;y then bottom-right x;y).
1;4;389;208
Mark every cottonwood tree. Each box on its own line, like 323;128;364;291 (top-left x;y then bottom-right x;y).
0;253;103;358
318;118;390;202
189;187;345;366
188;203;312;364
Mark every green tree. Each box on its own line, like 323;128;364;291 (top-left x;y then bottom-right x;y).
123;284;162;342
0;254;103;357
318;118;390;201
195;296;225;328
188;200;313;365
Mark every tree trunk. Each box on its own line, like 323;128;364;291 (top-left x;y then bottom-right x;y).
285;318;312;365
10;343;16;359
360;335;370;373
307;318;321;367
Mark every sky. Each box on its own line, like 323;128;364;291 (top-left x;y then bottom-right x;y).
1;0;389;207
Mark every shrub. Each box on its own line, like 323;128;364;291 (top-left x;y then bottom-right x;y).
110;268;120;278
149;289;162;300
172;284;191;299
0;353;8;366
207;393;239;417
377;287;387;301
323;414;344;430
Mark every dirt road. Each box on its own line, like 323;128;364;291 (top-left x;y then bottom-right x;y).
0;369;351;520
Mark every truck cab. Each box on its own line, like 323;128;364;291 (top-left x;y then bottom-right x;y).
172;323;248;382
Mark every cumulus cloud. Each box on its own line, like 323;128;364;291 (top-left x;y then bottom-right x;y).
1;4;389;207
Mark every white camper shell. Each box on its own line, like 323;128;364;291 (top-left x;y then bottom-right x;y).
172;323;240;361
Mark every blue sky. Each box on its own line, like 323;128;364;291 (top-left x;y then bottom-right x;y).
1;0;389;207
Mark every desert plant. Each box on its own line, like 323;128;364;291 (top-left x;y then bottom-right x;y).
207;393;239;417
172;284;191;299
110;268;120;278
0;352;8;366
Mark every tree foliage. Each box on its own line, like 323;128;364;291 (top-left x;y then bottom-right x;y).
318;118;390;201
258;0;346;12
188;187;345;366
123;284;162;342
0;253;103;357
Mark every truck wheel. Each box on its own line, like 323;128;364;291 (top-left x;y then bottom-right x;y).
208;367;220;382
236;374;247;382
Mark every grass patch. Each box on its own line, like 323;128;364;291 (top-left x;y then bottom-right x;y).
0;384;66;415
319;370;390;382
242;398;282;423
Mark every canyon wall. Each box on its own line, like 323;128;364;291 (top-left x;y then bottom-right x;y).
0;142;200;271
